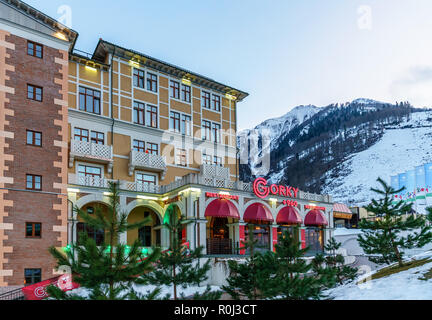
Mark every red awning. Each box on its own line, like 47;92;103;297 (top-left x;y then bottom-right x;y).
305;209;328;226
243;203;274;222
277;206;302;225
205;199;240;219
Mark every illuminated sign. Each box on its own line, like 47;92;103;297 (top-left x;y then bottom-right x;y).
305;205;326;211
283;200;298;207
206;192;239;200
253;178;299;200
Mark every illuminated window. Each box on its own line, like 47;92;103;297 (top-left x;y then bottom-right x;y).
146;105;158;128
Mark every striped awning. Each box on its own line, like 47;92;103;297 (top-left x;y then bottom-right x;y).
333;203;353;220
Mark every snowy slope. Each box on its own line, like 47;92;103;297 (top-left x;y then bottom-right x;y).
326;251;432;300
322;111;432;206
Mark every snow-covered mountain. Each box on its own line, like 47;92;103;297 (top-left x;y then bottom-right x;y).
239;98;432;207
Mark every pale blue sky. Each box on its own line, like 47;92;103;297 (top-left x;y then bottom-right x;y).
25;0;432;129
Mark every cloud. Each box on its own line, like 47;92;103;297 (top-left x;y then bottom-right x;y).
390;66;432;107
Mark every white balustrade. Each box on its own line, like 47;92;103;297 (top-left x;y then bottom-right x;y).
69;140;113;173
128;150;167;180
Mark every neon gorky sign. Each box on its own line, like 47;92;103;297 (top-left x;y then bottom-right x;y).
253;178;299;200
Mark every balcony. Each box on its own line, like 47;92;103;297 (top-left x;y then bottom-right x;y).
69;140;113;173
128;150;167;180
200;164;230;180
68;173;112;188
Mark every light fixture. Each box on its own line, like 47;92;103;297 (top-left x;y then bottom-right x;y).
54;32;67;41
85;65;97;72
161;196;169;201
269;198;278;203
67;188;80;193
103;192;113;196
225;93;237;101
137;195;159;201
219;191;230;196
179;188;201;195
182;78;192;86
129;60;140;68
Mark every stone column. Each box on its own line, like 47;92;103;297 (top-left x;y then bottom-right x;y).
118;194;127;245
232;221;247;255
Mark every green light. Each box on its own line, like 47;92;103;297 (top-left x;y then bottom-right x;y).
63;245;71;253
141;248;149;256
125;246;131;255
105;246;111;254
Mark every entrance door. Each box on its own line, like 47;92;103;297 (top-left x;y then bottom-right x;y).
207;218;232;255
304;228;324;255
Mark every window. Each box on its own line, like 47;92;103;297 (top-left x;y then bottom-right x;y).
26;130;42;147
77;223;105;246
212;94;221;112
26;223;41;238
27;41;43;59
146;105;158;128
74;128;89;142
170;111;181;133
202;120;212;140
181;114;191;136
27;84;42;102
26;175;42;191
181;84;191;103
147;143;159;155
212;123;221;143
147;73;158;92
136;173;157;187
176;149;187;167
91;131;104;145
139;226;152;247
25;269;41;285
133;69;145;88
202;154;212;165
202;91;211;109
133;140;146;153
170;80;180;99
79;87;100;114
78;165;102;187
214;156;223;167
133;101;145;125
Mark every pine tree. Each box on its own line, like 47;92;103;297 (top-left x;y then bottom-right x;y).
222;224;278;300
358;178;432;267
46;181;161;300
271;228;328;300
312;238;357;287
141;205;219;300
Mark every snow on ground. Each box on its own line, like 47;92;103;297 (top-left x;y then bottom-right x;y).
323;111;432;206
333;228;363;236
326;251;432;300
68;284;221;299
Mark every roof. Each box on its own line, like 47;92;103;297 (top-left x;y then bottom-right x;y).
333;203;352;214
1;0;79;51
92;39;249;102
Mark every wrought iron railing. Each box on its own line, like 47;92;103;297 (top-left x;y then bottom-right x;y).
0;288;25;300
206;238;236;255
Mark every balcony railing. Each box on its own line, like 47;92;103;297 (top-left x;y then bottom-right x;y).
69;140;113;173
128;150;167;180
69;174;112;188
200;164;230;180
206;238;238;255
68;171;332;203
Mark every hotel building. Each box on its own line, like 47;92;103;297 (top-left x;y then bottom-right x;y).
0;0;334;288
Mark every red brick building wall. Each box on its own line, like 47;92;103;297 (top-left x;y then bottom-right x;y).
0;32;68;286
